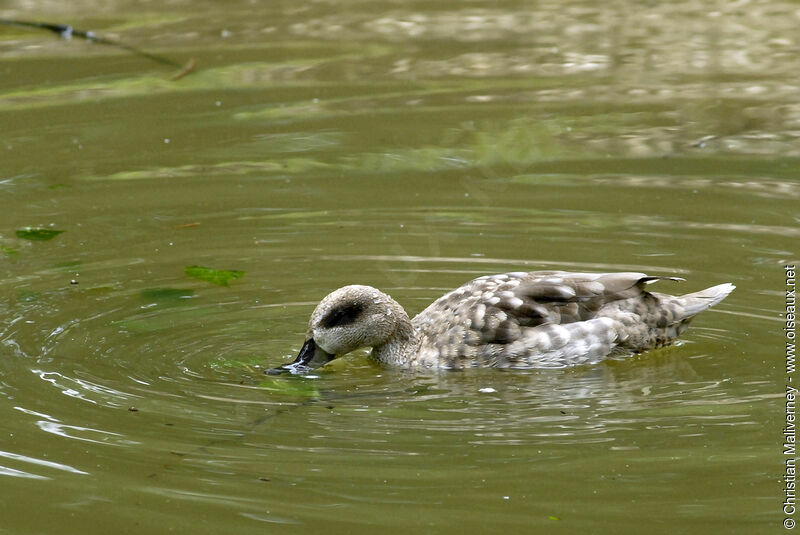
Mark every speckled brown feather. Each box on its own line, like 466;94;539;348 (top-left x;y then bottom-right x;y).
409;271;732;369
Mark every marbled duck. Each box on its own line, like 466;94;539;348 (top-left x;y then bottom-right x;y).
268;271;734;374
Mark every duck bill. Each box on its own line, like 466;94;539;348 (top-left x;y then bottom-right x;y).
266;338;335;375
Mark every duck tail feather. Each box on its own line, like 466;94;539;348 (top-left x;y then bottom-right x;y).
677;283;736;318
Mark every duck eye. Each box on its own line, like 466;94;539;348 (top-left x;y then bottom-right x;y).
320;302;365;328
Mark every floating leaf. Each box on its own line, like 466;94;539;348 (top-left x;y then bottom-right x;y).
184;265;245;286
1;245;18;256
258;378;320;398
548;516;561;522
16;228;65;241
140;287;196;302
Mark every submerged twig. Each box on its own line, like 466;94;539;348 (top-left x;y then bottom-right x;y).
0;18;195;75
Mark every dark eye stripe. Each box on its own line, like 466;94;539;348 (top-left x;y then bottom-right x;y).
320;303;365;328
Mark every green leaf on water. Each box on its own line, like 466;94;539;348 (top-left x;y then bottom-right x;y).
258;378;320;398
184;265;245;286
16;228;65;241
1;245;18;256
140;287;196;302
548;516;561;522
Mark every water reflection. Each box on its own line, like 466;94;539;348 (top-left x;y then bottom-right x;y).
0;448;89;479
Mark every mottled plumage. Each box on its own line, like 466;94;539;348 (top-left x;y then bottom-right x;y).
269;271;735;374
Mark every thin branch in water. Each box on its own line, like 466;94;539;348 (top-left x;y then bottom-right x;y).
0;18;195;76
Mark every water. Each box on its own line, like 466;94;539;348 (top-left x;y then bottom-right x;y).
0;1;794;533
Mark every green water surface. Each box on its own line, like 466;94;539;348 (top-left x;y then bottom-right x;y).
0;1;795;533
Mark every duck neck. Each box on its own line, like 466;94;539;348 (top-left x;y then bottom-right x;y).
370;306;420;367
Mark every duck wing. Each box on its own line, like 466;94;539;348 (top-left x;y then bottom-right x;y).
411;271;685;368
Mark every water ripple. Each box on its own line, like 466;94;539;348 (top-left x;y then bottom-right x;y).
0;449;89;479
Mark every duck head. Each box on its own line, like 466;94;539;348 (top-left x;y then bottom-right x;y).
267;285;408;375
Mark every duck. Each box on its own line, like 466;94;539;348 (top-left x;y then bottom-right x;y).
267;271;735;374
